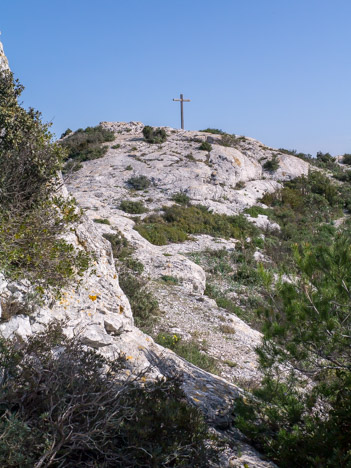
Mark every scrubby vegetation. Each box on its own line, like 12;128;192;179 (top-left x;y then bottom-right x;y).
199;141;212;152
142;125;167;144
0;70;91;295
156;332;218;374
127;175;151;190
235;234;351;467
0;323;213;467
263;155;279;172
61;125;115;171
119;199;148;214
171;192;191;205
103;231;159;330
135;204;258;245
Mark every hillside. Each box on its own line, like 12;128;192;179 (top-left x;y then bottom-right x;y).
1;39;351;467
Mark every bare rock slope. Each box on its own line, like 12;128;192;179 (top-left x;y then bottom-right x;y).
66;121;308;385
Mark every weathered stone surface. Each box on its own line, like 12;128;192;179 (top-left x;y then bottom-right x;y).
0;41;9;71
0;116;299;466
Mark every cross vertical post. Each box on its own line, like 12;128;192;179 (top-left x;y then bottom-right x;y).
173;93;191;129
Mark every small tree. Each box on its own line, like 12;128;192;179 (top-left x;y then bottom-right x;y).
235;234;351;466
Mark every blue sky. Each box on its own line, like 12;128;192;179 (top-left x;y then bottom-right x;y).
2;0;351;155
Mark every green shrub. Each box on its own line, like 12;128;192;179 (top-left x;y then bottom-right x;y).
0;72;91;294
244;205;269;218
136;204;258;245
142;125;167;144
119;274;159;329
155;332;218;374
127;175;151;190
235;236;351;467
199;128;225;134
171;192;191;205
342;153;351;165
103;231;133;259
61;125;115;167
160;275;179;284
199;141;212;151
0;324;212;467
0;71;63;210
234;180;246;189
136;223;188;245
263;155;279;172
112;143;121;149
219;133;238;147
119;200;148;214
60;128;72;138
93;218;110;225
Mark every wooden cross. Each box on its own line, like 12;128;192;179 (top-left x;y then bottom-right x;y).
173;93;190;130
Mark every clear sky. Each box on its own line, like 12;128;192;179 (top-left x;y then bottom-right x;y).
2;0;351;155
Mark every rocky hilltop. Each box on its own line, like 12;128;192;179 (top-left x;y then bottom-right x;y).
66;121;309;384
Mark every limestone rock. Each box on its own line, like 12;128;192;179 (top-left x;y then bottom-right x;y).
0;41;9;72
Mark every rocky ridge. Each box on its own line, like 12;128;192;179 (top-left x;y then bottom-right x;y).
0;37;307;464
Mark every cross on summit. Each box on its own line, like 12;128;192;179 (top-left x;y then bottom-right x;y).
173;93;190;130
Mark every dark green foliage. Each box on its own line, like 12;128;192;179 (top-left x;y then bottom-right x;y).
244;205;269;218
136;222;188;245
342;153;351;165
93;217;111;224
259;171;346;270
160;275;179;284
103;231;157;329
263;155;279;172
0;71;63;210
234;180;246;189
142;125;167;144
171;192;191;205
119;200;148;214
199;128;225;134
119;274;159;329
199;141;212;151
316;150;335;164
112;143;121;149
136;205;258;246
127;175;151;190
235;235;351;467
156;332;218;374
0;324;211;467
103;231;133;259
61;125;115;167
0;72;90;294
60;128;72;138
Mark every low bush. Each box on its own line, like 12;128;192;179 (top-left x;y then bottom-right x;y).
93;218;111;225
103;231;133;259
61;125;114;171
136;223;188;245
142;125;167;144
127;175;151;190
119;200;148;214
0;198;91;296
171;192;191;205
156;332;218;374
160;275;179;284
199;141;212;152
135;204;258;245
244;205;269;217
342;153;351;165
199;128;225;135
119;274;159;329
263;155;279;172
0;324;212;467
